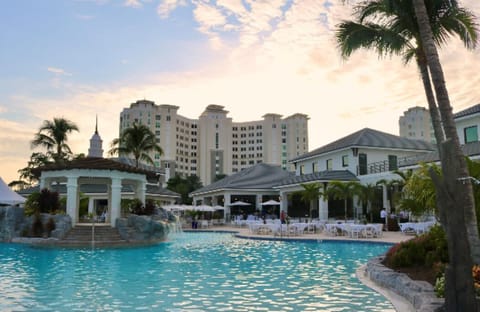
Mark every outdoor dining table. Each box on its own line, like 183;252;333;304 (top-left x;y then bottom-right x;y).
399;221;436;235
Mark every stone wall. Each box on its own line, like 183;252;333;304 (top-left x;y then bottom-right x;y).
365;256;444;312
0;206;25;241
0;206;72;242
116;214;174;242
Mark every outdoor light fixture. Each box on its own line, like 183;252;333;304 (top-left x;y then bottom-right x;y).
457;176;480;185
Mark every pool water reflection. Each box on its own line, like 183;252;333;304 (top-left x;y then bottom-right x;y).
0;232;394;311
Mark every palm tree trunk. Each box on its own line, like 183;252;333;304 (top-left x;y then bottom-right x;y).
414;0;480;262
417;57;445;148
413;0;479;310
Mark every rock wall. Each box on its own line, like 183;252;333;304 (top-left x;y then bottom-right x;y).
365;256;444;312
0;206;72;242
0;206;25;241
116;214;174;242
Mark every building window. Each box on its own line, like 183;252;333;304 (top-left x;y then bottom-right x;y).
464;126;478;143
342;155;348;167
388;155;398;171
312;162;318;172
300;165;305;175
359;153;367;175
326;159;332;171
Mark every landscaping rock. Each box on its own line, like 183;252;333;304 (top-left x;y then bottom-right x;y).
0;206;25;241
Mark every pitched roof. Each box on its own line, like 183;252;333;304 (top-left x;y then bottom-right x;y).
290;128;435;162
454;104;480;119
190;163;294;195
31;157;160;180
274;170;359;188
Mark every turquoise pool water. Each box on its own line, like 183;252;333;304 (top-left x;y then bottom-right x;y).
0;232;394;311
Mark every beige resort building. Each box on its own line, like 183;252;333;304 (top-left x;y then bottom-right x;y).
119;100;309;185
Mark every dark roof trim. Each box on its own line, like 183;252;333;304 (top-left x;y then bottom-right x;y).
274;170;359;188
31;157;159;180
454;104;480;119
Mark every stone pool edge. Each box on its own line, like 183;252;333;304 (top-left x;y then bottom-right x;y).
363;256;444;312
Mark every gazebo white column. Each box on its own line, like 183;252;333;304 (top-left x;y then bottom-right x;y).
66;176;79;226
110;177;122;227
136;181;146;204
88;198;95;215
319;197;329;221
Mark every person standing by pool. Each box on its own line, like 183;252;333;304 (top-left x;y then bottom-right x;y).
380;208;387;231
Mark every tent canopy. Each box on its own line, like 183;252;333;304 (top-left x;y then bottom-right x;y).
0;177;26;205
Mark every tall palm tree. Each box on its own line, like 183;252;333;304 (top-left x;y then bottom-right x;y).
31;117;79;163
337;1;479;308
327;181;360;221
412;1;479;309
336;0;477;148
109;123;163;168
300;183;324;219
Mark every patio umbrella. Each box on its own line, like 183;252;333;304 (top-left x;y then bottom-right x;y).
193;205;215;212
261;199;280;206
229;200;251;206
213;205;225;210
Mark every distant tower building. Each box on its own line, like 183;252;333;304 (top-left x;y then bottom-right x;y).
119;100;309;185
88;116;103;158
399;106;435;144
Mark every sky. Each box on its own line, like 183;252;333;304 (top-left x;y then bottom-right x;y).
1;0;479;184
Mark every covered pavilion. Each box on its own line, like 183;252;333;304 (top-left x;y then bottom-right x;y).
29;157;180;227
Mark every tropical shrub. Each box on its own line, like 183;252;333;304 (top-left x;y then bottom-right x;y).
25;189;61;216
123;198;156;216
384;225;448;268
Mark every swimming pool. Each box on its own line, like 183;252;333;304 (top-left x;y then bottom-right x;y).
0;232;394;311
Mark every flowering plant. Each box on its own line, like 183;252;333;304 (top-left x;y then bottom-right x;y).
473;265;480;296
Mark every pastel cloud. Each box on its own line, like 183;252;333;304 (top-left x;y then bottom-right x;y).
124;0;143;8
2;0;480;184
47;67;72;76
157;0;187;19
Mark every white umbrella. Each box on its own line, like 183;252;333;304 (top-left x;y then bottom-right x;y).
229;200;251;206
213;205;225;210
261;199;280;206
193;205;215;212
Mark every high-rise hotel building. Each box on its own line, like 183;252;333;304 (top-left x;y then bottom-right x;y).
399;106;435;144
119;100;309;185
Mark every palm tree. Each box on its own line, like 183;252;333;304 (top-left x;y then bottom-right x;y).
327;181;360;221
336;0;477;148
412;1;479;309
300;183;324;219
31;117;79;163
355;183;378;222
109;123;163;168
337;1;479;308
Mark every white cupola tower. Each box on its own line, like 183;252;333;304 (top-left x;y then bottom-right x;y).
88;116;104;158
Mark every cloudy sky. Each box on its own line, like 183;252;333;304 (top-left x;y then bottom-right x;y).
1;0;479;184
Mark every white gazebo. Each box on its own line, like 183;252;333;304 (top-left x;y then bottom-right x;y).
33;157;159;228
